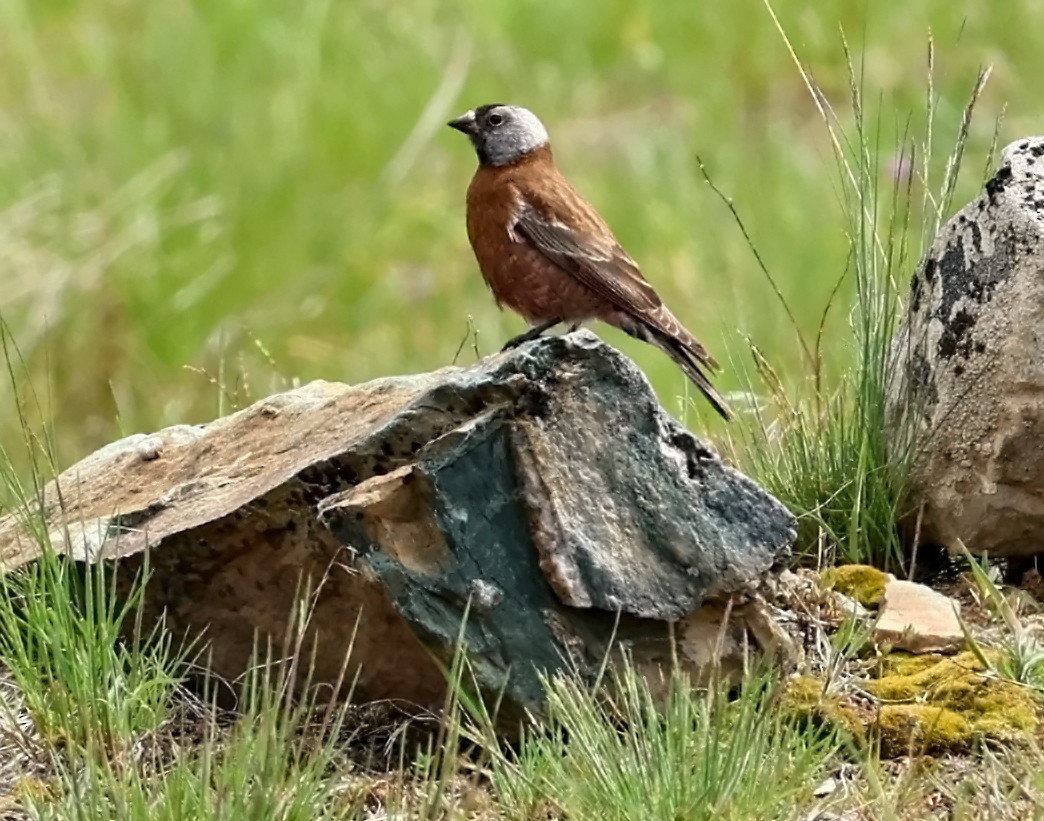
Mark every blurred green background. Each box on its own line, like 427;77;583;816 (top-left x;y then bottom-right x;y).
0;0;1039;471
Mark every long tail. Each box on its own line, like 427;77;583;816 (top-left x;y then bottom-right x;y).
617;318;732;421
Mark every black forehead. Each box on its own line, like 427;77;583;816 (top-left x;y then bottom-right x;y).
474;104;507;120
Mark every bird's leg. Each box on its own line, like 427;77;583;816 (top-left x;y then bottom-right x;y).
566;322;582;333
501;317;562;351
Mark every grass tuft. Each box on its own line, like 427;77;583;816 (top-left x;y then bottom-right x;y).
729;18;993;574
0;546;182;761
480;663;840;821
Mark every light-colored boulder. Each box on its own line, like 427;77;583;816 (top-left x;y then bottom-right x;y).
888;136;1044;558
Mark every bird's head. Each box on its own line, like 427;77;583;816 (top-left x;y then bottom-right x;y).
447;104;550;167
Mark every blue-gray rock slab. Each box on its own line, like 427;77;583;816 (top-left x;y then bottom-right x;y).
319;366;795;711
316;331;794;622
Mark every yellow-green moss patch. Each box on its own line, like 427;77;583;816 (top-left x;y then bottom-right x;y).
820;565;888;607
866;650;1039;755
876;705;971;756
784;651;1043;758
869;651;987;699
781;675;866;744
13;776;61;806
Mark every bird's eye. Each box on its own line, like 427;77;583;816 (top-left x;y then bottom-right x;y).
487;112;504;127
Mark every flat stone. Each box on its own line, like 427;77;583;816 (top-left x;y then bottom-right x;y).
873;580;964;653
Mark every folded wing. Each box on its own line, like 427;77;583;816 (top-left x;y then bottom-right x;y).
513;192;719;373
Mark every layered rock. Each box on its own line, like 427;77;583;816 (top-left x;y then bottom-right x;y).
0;332;796;719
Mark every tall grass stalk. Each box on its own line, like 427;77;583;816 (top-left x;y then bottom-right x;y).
731;12;992;572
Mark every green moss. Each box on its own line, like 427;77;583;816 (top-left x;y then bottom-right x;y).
876;705;971;756
870;651;986;700
866;651;1040;755
781;675;866;744
820;565;889;607
781;675;827;713
14;776;61;805
783;650;1041;759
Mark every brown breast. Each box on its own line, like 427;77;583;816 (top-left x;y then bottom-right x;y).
464;147;607;323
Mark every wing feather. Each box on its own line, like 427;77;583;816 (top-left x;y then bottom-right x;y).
512;188;718;370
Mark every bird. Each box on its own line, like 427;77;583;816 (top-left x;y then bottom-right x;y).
447;103;731;420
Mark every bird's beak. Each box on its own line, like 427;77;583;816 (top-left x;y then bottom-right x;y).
447;110;477;136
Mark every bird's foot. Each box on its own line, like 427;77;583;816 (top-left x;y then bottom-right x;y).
500;318;562;352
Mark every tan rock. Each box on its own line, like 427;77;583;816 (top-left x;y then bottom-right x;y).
873;580;964;653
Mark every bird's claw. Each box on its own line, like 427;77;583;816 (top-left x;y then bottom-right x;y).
500;318;563;352
500;334;529;352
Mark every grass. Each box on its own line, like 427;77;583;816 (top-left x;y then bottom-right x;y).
2;0;1044;818
729;28;995;573
957;540;1044;693
0;546;179;758
479;665;841;820
1;1;1041;478
0;529;367;819
2;534;1042;818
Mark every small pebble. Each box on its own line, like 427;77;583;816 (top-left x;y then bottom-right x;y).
136;436;164;461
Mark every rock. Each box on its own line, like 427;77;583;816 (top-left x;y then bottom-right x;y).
825;590;872;621
811;776;838;798
872;579;964;653
805;812;860;821
0;332;796;721
888;136;1044;558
